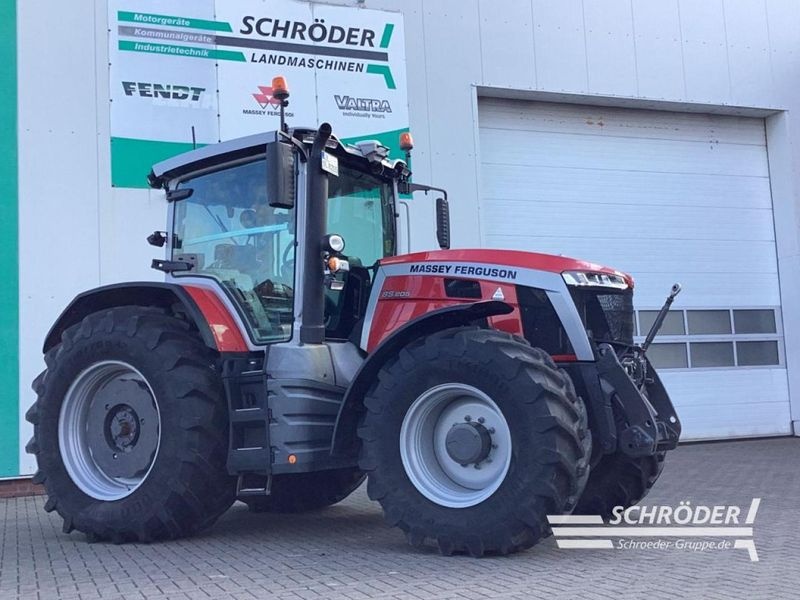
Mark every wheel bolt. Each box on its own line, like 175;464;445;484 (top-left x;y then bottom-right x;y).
464;415;472;422
477;417;485;424
488;427;496;434
486;458;493;463
112;453;118;459
474;464;481;470
492;443;498;449
105;404;110;410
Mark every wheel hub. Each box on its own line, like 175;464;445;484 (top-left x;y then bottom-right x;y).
106;404;140;451
400;383;512;508
59;361;161;500
445;422;492;465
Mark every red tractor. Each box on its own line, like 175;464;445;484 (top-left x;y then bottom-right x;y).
27;80;681;555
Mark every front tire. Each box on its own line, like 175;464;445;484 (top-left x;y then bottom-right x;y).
26;307;235;542
358;327;591;556
573;452;665;519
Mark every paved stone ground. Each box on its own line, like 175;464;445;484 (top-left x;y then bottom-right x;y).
1;437;798;600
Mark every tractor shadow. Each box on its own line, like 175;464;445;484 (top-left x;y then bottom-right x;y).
201;486;557;561
201;484;400;548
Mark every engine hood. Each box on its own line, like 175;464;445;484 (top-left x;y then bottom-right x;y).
381;249;634;287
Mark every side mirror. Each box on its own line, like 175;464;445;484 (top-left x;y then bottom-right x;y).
435;197;450;250
266;141;296;209
147;231;167;247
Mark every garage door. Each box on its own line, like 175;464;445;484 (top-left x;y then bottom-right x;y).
478;98;790;440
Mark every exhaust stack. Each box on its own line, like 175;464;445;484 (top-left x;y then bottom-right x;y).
299;122;332;344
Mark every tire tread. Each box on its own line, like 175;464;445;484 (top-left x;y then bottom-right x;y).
26;306;234;542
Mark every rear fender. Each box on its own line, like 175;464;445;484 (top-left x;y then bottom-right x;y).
331;300;513;456
43;282;248;353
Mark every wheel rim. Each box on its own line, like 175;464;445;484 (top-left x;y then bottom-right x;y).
58;361;161;501
400;383;512;508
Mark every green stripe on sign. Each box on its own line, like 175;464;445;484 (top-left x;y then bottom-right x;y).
118;40;245;62
118;11;232;32
379;23;394;49
341;127;410;169
342;128;412;198
111;137;207;189
0;0;19;476
366;64;396;89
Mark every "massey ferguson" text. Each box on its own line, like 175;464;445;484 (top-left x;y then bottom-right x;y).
408;264;518;280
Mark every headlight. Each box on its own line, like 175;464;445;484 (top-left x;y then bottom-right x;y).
323;233;346;253
562;270;629;290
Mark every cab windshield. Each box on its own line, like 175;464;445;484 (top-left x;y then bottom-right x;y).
324;161;396;340
327;162;396;268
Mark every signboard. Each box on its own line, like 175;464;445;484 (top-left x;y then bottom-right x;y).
109;0;407;188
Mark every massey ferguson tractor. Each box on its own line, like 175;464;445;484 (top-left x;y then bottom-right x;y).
26;78;681;555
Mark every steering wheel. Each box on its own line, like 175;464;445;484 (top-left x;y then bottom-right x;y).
280;242;295;281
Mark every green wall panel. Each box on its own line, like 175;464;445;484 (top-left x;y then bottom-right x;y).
0;0;19;476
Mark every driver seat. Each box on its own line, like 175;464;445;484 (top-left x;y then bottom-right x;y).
325;265;372;340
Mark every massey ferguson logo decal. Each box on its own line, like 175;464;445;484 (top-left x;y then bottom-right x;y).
243;85;295;117
408;263;518;280
121;81;205;101
334;95;392;115
252;86;282;109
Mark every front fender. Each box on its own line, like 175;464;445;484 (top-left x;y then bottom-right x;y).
43;282;223;352
331;300;513;456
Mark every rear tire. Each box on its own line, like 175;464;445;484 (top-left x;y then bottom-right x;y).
26;307;235;542
244;468;365;513
573;451;665;519
358;327;591;556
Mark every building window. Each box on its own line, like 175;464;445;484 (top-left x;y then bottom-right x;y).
733;309;776;334
635;308;782;370
690;342;735;368
647;342;688;369
687;310;731;335
639;310;685;336
736;341;779;366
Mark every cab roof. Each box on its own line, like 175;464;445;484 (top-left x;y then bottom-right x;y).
148;126;408;190
148;130;282;189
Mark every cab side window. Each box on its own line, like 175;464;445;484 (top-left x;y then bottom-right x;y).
172;158;297;343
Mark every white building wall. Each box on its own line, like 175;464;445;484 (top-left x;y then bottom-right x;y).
16;0;800;473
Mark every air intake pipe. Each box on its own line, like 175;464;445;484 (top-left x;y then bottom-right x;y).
300;122;332;344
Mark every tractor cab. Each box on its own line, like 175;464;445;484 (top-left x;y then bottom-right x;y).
149;127;406;346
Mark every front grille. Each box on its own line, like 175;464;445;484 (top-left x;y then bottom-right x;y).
569;288;634;346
